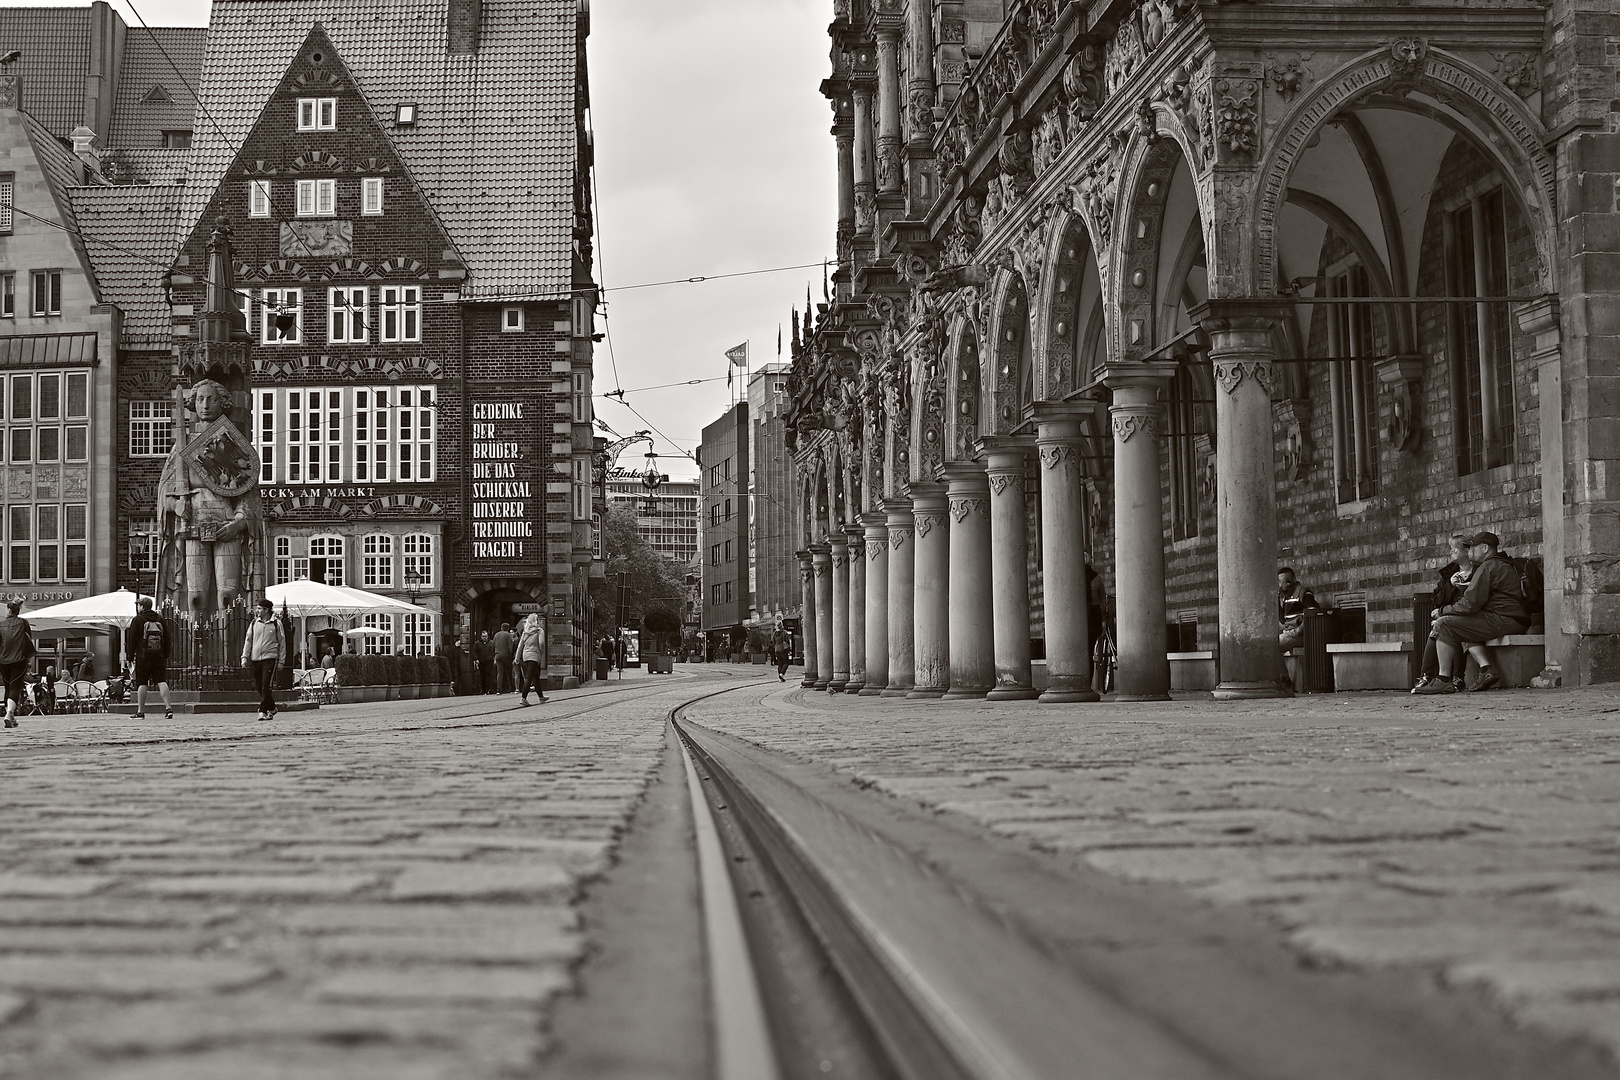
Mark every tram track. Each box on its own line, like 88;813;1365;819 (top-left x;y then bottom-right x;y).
664;684;1619;1080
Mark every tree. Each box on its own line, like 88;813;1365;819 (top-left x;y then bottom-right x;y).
590;508;686;634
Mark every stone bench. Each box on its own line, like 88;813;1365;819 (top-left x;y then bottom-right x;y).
1326;641;1412;691
1168;651;1217;691
1466;634;1545;688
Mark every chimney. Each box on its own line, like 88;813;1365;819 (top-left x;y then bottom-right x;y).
70;126;100;184
0;75;18;113
447;0;482;55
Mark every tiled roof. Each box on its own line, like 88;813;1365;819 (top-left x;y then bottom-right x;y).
23;112;84;238
106;148;190;185
0;6;91;138
67;185;183;345
184;0;579;300
109;27;207;149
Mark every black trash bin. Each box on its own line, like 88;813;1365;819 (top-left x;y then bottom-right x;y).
594;657;610;681
1297;610;1335;693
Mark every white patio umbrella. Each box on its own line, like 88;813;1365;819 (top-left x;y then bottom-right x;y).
264;579;433;666
22;588;148;631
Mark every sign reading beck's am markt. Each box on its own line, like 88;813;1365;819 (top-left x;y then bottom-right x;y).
470;397;542;572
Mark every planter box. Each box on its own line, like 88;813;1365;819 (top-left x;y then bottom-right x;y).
399;686;419;700
750;653;770;665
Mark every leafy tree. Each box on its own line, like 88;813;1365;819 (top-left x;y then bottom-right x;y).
590;507;686;633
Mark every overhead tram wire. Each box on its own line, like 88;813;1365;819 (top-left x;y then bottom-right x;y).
585;102;621;395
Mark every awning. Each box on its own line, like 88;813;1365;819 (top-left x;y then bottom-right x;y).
0;333;97;368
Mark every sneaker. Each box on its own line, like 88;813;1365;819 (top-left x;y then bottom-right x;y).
164;711;174;720
3;716;15;728
132;712;145;720
779;674;786;682
1415;677;1457;695
1474;666;1501;692
520;697;529;706
1410;675;1432;695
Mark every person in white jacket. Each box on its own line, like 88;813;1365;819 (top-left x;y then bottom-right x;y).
240;598;287;721
516;614;547;706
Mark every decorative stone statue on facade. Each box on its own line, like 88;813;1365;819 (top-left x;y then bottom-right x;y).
156;379;265;616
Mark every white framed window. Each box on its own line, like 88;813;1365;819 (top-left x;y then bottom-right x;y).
402;612;434;655
362;177;384;215
328;286;368;343
30;270;62;317
296;179;335;217
297;97;337;131
402;533;434;588
261;288;302;344
363;533;394;588
128;400;174;457
502;306;524;332
362;612;393;654
274;535;291;584
7;502;85;583
309;535;345;586
380;285;421;342
130;518;160;572
254;385;436;485
1;273;12;318
6;372;88;470
247;180;271;218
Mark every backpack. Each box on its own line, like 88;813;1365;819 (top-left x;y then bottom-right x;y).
1511;557;1545;615
140;618;165;656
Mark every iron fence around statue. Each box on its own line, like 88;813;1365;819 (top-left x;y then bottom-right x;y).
154;603;253;694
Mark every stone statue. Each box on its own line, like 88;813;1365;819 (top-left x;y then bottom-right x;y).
156;379;264;616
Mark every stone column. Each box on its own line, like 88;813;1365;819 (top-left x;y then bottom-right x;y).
812;543;833;691
909;483;950;698
942;461;993;699
834;129;854;232
1103;362;1178;701
981;439;1036;700
1033;403;1098;703
883;500;915;696
861;513;889;695
797;549;818;688
852;83;875;236
1192;304;1290;699
1519;298;1567;684
829;533;851;692
906;0;935;139
845;525;867;693
875;30;902;196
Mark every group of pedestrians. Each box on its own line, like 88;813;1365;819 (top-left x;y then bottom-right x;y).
454;618;548;704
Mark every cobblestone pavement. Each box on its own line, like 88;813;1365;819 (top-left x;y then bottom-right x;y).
0;668;760;1079
686;681;1620;1069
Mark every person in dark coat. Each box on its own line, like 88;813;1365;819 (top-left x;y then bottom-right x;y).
1418;531;1531;694
475;631;495;693
493;623;516;693
1412;533;1477;694
0;600;34;728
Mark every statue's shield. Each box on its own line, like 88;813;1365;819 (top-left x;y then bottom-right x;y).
183;416;259;498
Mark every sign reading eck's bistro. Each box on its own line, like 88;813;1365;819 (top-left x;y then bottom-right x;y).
469;395;543;574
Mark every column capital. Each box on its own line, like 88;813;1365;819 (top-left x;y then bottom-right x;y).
1031;399;1105;443
859;510;888;529
1186;297;1294;333
939;459;988;486
1100;360;1178;393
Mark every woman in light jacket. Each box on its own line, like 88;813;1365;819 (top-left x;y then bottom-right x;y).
517;614;547;705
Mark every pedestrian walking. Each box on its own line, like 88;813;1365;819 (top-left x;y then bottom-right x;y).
516;614;547;705
129;596;174;720
0;600;35;728
772;631;791;681
240;598;287;721
493;623;516;693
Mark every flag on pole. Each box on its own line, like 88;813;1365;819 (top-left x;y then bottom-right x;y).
777;324;782;357
725;342;748;366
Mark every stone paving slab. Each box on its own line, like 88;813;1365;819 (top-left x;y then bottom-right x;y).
0;672;760;1079
685;683;1620;1069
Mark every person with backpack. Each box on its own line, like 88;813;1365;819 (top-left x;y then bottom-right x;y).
1418;531;1532;694
0;600;35;728
240;598;287;721
129;596;174;720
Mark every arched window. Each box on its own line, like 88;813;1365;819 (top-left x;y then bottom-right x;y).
402;533;434;588
362;533;393;588
309;535;344;586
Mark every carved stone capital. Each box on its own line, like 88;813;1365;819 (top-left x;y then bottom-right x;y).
948;497;987;523
1112;411;1159;443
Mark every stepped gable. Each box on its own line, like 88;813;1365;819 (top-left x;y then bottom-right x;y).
109;26;207;148
182;0;577;299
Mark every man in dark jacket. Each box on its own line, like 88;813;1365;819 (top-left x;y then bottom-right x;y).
493;623;516;694
1419;531;1531;694
0;600;33;728
1277;567;1320;652
129;596;174;720
475;630;496;694
1412;534;1477;693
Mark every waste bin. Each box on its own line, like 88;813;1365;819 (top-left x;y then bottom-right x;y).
1298;611;1335;693
594;657;610;681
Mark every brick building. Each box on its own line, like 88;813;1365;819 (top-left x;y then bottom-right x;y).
699;402;749;641
155;0;598;681
746;362;800;629
788;0;1613;697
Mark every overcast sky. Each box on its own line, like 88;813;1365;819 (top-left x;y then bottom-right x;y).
2;0;836;480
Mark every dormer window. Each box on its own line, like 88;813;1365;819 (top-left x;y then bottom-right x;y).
395;103;417;126
297;97;337;132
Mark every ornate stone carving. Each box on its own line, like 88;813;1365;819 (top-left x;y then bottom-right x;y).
988;472;1025;496
1493;53;1539;99
1275;398;1311;480
1039;443;1079;472
875;142;903;192
1267;54;1309;102
1072;152;1118;246
814;562;829;578
1376;355;1424;452
867;541;885;562
1061;45;1105;139
1112;412;1158;442
1213;360;1274;398
949;498;987;522
890;527;910;549
914;513;945;539
1388;37;1429;93
1210;67;1260;159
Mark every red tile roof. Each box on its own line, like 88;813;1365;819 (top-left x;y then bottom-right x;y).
109;27;207;149
67;185;184;345
0;6;92;138
183;0;580;300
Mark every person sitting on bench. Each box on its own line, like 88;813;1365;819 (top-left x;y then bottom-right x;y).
1418;531;1531;694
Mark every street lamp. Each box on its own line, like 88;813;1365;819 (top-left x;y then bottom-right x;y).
404;569;424;605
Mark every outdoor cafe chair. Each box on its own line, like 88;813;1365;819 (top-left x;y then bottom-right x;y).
53;680;74;712
71;680;104;713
